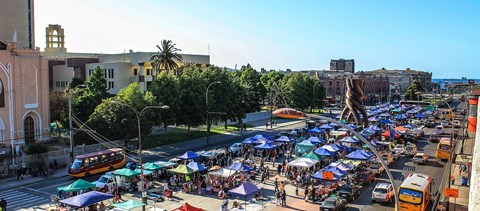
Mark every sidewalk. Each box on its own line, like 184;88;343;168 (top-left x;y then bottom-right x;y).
447;132;474;211
0;118;305;191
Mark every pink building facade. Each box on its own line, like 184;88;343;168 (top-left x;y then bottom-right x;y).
0;41;50;149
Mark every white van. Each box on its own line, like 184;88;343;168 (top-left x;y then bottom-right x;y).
435;125;444;135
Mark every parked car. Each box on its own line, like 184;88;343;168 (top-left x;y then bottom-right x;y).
429;134;440;143
412;152;428;165
336;183;361;202
404;133;417;144
92;172;114;189
405;144;418;156
425;119;436;128
372;182;394;204
229;143;242;154
393;144;406;154
320;196;348;211
355;170;375;185
435;125;445;135
441;120;451;127
453;120;462;128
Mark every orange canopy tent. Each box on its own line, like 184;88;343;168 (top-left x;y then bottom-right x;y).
394;126;409;133
381;130;401;138
171;203;205;211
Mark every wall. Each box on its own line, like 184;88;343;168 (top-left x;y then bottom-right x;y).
52;64;74;92
225;111;271;125
468;96;480;209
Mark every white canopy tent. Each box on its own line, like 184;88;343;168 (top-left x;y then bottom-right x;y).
286;158;318;168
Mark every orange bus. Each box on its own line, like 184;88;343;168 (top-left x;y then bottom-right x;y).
398;173;433;211
435;138;451;161
68;148;126;177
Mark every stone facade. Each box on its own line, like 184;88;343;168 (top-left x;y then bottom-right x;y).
0;41;50;148
330;59;355;73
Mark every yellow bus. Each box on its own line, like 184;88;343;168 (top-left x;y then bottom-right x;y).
435;138;451;161
440;109;455;120
68;148;126;177
398;173;433;211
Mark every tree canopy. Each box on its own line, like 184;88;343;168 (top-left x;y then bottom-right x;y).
404;80;424;100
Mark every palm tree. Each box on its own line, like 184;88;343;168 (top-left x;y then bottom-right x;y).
150;40;183;76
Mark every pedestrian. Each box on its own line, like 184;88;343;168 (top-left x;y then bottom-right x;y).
0;198;6;211
274;178;279;192
16;167;23;181
221;196;228;211
281;189;287;207
99;201;107;211
275;190;281;206
451;173;455;185
266;122;269;129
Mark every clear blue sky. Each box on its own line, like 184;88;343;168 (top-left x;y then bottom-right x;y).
35;0;479;78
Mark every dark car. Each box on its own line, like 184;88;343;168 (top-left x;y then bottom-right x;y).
320;196;347;211
126;161;138;170
429;134;440;143
355;170;375;185
404;133;417;144
336;184;361;202
425;119;436;128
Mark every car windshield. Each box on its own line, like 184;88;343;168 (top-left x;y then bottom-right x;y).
406;147;414;150
414;155;422;159
98;176;109;183
71;159;83;170
375;188;388;194
323;199;335;206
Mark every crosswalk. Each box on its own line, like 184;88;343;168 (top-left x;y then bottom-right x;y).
0;189;50;210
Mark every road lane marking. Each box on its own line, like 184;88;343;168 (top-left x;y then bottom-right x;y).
7;196;46;207
24;187;51;195
37;181;71;190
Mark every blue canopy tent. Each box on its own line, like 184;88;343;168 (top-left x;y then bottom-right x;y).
415;113;425;119
275;136;293;143
322;165;347;176
242;138;256;145
404;124;415;129
329;122;338;127
361;128;375;136
319;124;333;129
252;134;270;141
345;150;373;161
380;119;394;124
228;182;263;206
307;136;324;144
334;114;342;119
307;127;324;133
347;124;358;130
254;142;277;150
177;151;199;160
368;125;382;131
187;161;206;171
394;114;405;120
330;162;354;171
228;163;253;172
379;113;390;118
311;170;343;181
59;191;114;208
314;148;334;157
339;136;360;144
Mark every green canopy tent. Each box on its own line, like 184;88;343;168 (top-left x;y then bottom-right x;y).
426;105;436;111
57;179;96;192
301;151;323;161
168;164;197;175
340;119;348;124
112;168;141;177
142;162;164;171
391;108;401;113
112;199;145;210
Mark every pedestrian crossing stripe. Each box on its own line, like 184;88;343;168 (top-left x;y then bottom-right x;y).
0;190;49;210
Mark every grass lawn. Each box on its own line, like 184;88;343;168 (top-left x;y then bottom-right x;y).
143;123;253;149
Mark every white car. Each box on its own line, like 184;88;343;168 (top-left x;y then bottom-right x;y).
393;144;406;155
229;143;242;154
372;182;394;203
405;144;417;156
435;125;445;135
441;121;450;127
92;172;114;189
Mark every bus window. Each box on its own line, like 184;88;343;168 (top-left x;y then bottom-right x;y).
71;159;83;170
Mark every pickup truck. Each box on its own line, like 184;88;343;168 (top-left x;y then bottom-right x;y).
92;172;114;190
336;183;361;202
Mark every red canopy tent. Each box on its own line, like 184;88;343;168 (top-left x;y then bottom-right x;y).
381;130;400;138
171;203;205;211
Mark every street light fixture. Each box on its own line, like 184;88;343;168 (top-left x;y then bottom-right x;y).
111;101;169;210
206;81;221;145
68;84;87;161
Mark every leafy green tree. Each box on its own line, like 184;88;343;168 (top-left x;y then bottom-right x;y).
49;91;68;126
235;64;265;112
177;66;206;133
66;78;85;91
404;80;424;100
85;83;156;143
150;40;183;76
148;71;179;139
72;66;109;123
282;72;317;111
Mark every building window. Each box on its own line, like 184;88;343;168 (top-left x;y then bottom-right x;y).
108;81;115;90
56;81;60;87
133;69;138;76
104;69;107;78
24;116;35;145
146;69;150;76
0;79;4;107
89;69;92;75
111;69;114;78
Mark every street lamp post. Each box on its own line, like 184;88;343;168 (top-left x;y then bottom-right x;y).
68;84;86;162
206;81;221;145
112;101;169;210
